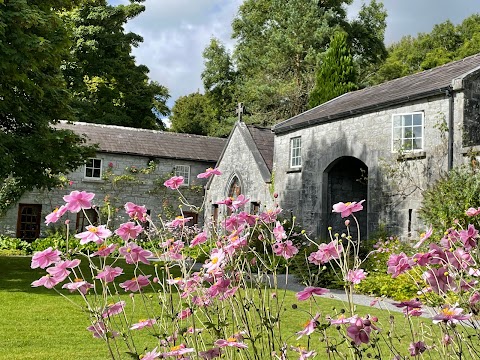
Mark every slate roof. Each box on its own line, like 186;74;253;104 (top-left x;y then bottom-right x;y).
55;121;226;162
274;53;480;134
246;125;274;172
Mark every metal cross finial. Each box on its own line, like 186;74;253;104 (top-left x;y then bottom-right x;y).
236;102;244;122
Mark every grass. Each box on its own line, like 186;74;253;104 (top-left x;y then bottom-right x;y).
0;256;451;359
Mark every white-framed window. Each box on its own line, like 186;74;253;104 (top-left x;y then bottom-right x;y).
392;112;424;152
174;165;190;185
85;158;102;179
290;136;302;168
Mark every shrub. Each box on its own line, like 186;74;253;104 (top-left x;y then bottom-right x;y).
419;165;480;233
0;235;31;255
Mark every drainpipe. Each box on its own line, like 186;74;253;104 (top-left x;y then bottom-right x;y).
447;86;454;171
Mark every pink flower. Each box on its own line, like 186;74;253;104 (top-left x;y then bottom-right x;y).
130;318;156;330
204;248;225;273
422;267;456;294
346;317;373;345
296;314;320;339
469;292;480;306
115;222;143;241
308;241;342;265
45;205;68;225
90;244;117;257
119;275;151;292
231;194;249;210
215;337;248;349
332;200;365;218
141;347;162;360
177;308;192;319
31;247;61;269
199;347;222;359
63;190;95;213
62;279;93;295
459;224;478;250
273;221;287;241
392;300;423;317
197;167;222;179
296;286;329;301
102;301;126;318
164;344;195;357
166;216;193;228
191;231;208;247
413;225;433;249
87;321;119;339
74;225;112;245
124;202;148;222
272;240;298;259
387;252;413;278
291;346;316;360
413;252;432;266
346;269;367;285
466;207;480;217
46;259;81;281
432;305;472;325
119;243;152;265
164;176;184;190
96;266;123;283
31;275;62;289
409;341;427;356
259;208;282;223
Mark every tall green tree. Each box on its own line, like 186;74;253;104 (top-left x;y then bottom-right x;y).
0;0;95;201
169;93;212;136
64;0;170;129
228;0;386;125
308;31;357;108
370;14;480;85
201;38;238;136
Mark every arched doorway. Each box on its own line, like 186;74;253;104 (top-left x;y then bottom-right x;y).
325;157;368;241
227;175;242;198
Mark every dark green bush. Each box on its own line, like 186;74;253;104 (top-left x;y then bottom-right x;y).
419;165;480;233
0;235;31;255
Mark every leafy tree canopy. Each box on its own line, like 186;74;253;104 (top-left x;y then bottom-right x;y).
0;0;95;195
64;0;170;129
369;14;480;85
170;93;212;136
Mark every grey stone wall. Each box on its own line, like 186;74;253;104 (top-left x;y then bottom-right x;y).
205;126;274;223
274;94;459;240
0;152;213;238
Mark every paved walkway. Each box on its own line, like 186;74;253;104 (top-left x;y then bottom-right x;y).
265;274;433;318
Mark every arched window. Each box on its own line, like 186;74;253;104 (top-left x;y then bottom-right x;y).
228;176;242;199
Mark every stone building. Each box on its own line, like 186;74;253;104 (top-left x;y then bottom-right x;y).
204;121;275;223
1;121;226;241
272;53;480;240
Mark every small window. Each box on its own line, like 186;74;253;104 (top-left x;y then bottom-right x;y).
212;204;219;225
16;204;42;241
392;113;424;152
183;211;198;226
174;165;190;185
85;158;102;179
290;137;302;168
251;202;261;215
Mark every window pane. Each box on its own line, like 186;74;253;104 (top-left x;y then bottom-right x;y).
403;114;412;126
93;169;101;178
413;126;422;138
86;168;93;177
413;114;423;126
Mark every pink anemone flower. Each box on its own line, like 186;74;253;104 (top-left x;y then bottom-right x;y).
74;225;112;245
102;301;126;318
296;286;329;301
163;344;195;357
124;202;148;222
199;347;222;359
87;321;119;339
296;314;320;339
141;347;162;360
31;247;61;269
272;240;298;259
197;167;222;179
62;279;93;295
191;231;208;247
119;242;152;265
45;205;68;225
164;176;184;190
346;269;367;285
130;318;156;330
215;337;248;349
96;266;124;283
90;244;117;257
432;305;472;325
332;200;365;218
413;225;433;249
63;190;95;213
119;274;151;292
115;221;143;241
31;274;62;289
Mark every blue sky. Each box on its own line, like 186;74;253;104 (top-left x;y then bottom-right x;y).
108;0;479;110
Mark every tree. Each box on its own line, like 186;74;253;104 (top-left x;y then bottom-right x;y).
170;93;212;136
64;0;170;129
371;14;480;85
309;31;357;108
201;38;238;136
227;0;386;125
0;0;95;209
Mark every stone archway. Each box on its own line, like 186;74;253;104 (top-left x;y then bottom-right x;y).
325;157;368;240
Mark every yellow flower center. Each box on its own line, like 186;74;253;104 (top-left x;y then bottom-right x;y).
131;277;137;281
139;319;147;323
175;216;183;220
170;345;181;351
303;320;311;327
227;337;237;342
442;308;455;316
88;227;98;233
74;278;84;282
211;257;219;264
345;202;351;206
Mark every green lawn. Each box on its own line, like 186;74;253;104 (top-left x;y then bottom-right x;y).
0;256;445;359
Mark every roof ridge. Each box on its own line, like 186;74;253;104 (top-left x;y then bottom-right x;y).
57;120;226;141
